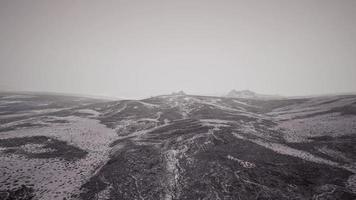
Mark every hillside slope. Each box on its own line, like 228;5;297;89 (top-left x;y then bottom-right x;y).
0;92;356;199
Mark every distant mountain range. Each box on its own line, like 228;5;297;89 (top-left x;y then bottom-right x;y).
171;90;186;96
168;90;282;100
226;89;283;99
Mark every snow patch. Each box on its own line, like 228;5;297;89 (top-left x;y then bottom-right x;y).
0;117;118;200
231;133;340;168
227;155;255;168
77;109;100;117
20;143;56;154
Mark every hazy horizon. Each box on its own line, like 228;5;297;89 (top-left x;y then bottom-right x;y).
1;0;356;99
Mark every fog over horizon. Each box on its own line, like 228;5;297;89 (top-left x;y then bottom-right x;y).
1;0;356;99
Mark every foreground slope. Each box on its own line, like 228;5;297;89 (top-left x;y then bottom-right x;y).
0;92;356;199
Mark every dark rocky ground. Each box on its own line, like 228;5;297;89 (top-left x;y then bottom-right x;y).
0;92;356;199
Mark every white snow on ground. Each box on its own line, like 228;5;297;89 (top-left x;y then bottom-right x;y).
235;121;279;140
200;119;233;124
77;109;100;117
183;97;194;101
231;133;340;168
20;143;56;154
231;99;249;106
102;102;126;116
138;118;160;122
232;99;259;108
30;108;66;114
0;116;58;130
170;96;264;119
165;97;197;118
0;108;69;120
269;96;356;120
0;116;118;200
276;113;356;143
0;113;34;119
200;119;232;128
1;95;35;99
0;100;23;105
113;119;159;136
164;146;188;200
237;117;353;170
165;149;180;200
178;104;193;119
137;100;159;108
36;103;50;106
227;155;255;168
198;99;243;113
159;95;263;119
199;99;265;119
317;146;352;163
114;119;136;129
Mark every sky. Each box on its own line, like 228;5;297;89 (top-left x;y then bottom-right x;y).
0;0;355;99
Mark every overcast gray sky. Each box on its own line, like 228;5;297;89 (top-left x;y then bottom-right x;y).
0;0;355;98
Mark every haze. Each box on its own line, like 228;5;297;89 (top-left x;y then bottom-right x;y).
0;0;356;99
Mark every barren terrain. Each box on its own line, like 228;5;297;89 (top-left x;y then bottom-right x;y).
0;92;356;199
